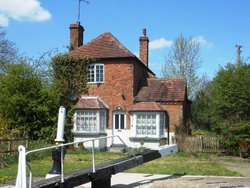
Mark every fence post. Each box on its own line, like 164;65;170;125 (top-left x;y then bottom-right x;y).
8;140;11;153
15;145;27;188
25;137;28;149
201;136;204;152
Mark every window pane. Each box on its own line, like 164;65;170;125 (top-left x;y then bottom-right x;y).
135;113;158;137
88;65;95;82
115;114;119;129
99;111;106;132
87;64;104;83
120;114;124;129
75;110;103;133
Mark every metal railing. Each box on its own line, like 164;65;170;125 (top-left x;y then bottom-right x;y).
15;135;134;188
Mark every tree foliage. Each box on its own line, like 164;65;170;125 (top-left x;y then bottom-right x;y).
0;62;60;140
51;54;93;106
0;30;94;141
162;34;203;99
0;28;18;71
212;63;250;120
192;62;250;154
191;79;213;130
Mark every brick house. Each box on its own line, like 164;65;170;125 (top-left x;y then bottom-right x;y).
69;22;190;149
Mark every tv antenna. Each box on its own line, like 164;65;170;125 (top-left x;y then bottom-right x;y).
78;0;90;22
236;44;242;66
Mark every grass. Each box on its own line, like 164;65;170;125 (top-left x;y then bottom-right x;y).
0;149;126;182
126;152;242;176
0;148;246;184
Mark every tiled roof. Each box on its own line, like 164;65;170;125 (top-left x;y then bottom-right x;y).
134;78;186;102
129;102;166;112
70;32;136;59
74;97;109;109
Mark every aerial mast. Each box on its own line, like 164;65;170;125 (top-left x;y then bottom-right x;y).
78;0;89;22
235;44;242;66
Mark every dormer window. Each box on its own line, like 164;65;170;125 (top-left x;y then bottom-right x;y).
88;64;104;83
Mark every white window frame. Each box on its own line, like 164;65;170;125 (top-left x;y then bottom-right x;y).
73;110;106;133
131;112;165;138
113;111;126;130
88;63;104;83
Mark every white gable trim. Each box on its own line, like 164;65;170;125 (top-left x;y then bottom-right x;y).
81;96;109;109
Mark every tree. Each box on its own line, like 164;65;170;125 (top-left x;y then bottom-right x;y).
191;77;214;130
0;62;60;140
211;63;250;121
0;28;18;71
162;34;203;99
192;62;250;155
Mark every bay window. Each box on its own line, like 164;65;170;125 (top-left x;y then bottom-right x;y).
74;110;106;133
132;112;165;138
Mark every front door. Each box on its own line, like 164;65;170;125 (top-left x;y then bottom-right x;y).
112;112;126;145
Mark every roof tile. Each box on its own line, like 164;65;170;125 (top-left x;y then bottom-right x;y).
129;102;166;112
134;78;186;102
70;32;135;58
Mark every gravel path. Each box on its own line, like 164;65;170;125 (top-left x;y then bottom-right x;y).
76;173;250;188
219;161;250;177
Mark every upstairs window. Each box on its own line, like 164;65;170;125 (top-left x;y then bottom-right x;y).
88;64;104;83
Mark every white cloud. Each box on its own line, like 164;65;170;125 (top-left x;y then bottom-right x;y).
0;15;9;26
149;37;173;50
193;35;213;48
0;0;51;27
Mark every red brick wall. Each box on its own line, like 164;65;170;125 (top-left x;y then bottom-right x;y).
139;34;149;66
85;59;136;129
133;61;150;96
161;103;183;132
69;22;83;50
81;57;186;134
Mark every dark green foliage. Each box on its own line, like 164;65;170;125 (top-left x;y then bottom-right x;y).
0;62;60;140
192;63;250;155
51;54;93;107
51;54;94;141
0;31;93;141
0;53;92;141
192;81;214;130
212;64;250;121
218;121;250;155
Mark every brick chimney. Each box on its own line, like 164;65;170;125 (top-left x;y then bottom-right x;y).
69;22;84;51
139;28;149;66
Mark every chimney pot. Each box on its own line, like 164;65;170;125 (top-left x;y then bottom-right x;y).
142;28;146;36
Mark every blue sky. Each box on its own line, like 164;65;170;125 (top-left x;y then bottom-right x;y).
1;0;250;79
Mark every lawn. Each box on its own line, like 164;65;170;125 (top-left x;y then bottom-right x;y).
0;150;126;182
126;152;241;176
0;149;244;183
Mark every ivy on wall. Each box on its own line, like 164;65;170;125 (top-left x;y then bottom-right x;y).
52;54;95;106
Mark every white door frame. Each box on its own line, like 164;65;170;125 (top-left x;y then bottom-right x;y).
112;111;126;145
